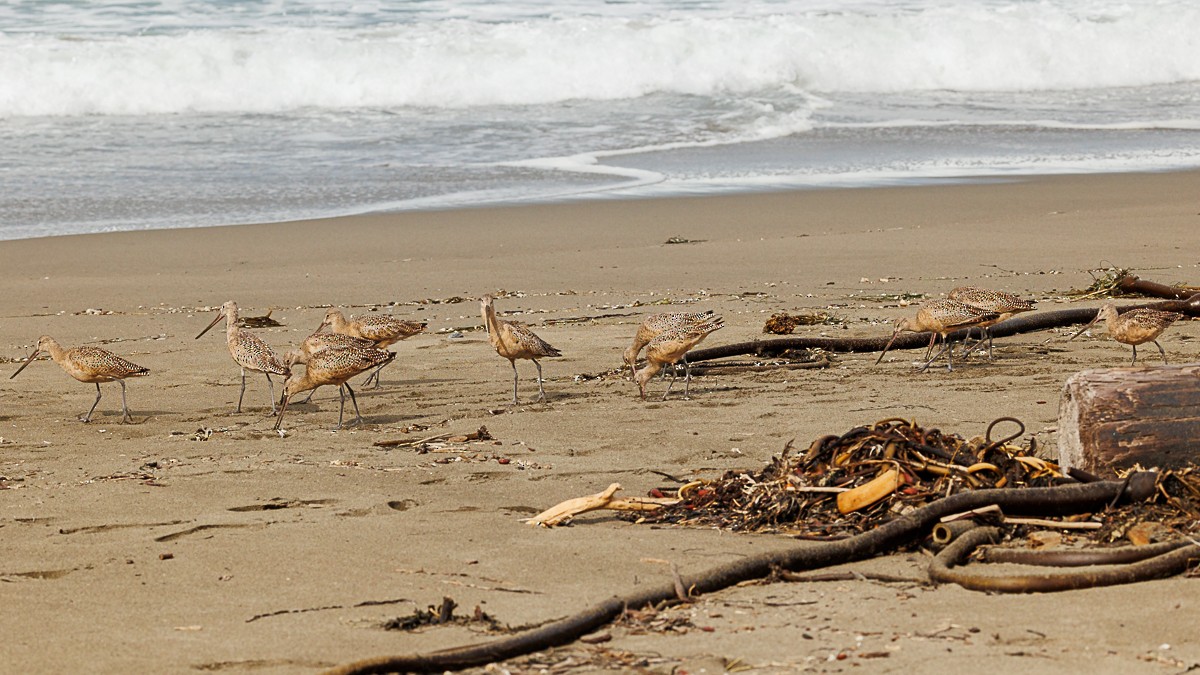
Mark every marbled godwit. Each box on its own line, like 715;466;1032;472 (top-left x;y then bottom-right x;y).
634;319;724;401
274;345;395;430
196;301;290;414
947;286;1037;358
875;299;1000;372
1067;302;1183;365
318;309;426;388
480;294;562;404
624;309;718;381
10;336;149;423
293;332;388;403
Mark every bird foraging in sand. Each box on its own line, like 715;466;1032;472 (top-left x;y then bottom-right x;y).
875;299;1000;372
624;309;719;381
634;319;724;401
10;335;149;423
317;308;425;388
1067;302;1183;365
274;344;395;431
947;286;1036;358
480;294;562;404
196;301;290;414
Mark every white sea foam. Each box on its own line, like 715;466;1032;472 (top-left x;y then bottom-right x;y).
3;1;1199;118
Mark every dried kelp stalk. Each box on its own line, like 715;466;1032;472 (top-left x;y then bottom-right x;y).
635;418;1062;537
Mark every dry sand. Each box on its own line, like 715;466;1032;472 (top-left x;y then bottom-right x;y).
2;171;1199;674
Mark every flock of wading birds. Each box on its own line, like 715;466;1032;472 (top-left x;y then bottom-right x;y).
5;288;1186;430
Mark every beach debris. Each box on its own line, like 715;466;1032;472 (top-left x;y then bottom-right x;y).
525;483;678;527
762;311;838;334
379;597;503;633
373;426;492;451
664;236;704;245
236;310;282;328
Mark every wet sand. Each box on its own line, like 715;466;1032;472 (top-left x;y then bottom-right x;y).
2;171;1199;673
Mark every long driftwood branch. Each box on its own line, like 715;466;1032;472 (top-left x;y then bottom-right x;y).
686;294;1200;363
929;526;1200;593
322;479;1151;675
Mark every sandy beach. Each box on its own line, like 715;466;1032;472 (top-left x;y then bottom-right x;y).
3;171;1199;674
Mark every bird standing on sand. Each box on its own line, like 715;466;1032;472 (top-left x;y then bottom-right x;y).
275;345;395;431
624;309;718;381
196;301;290;414
1067;302;1183;365
947;286;1036;358
10;335;149;423
875;299;1000;372
634;319;724;401
479;294;561;404
318;309;425;388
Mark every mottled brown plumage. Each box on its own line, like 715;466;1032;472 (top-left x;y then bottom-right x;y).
948;286;1037;358
634;320;723;401
196;301;290;414
10;335;149;423
875;299;1001;372
624;309;718;380
1068;302;1183;365
275;345;395;430
480;294;562;404
318;309;425;388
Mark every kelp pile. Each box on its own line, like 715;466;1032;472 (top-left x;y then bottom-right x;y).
635;417;1198;540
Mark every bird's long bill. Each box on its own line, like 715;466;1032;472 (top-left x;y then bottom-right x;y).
9;348;40;379
875;329;901;365
273;395;290;431
195;312;224;339
1067;313;1102;342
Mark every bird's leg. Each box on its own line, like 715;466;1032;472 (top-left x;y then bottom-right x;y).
682;358;693;400
301;387;317;404
924;332;937;361
510;359;520;405
918;339;953;373
986;328;996;360
533;359;547;403
237;368;247;413
335;385;347;430
345;383;364;425
265;373;277;415
1131;344;1138;366
1154;340;1169;365
661;367;678;401
119;380;132;423
82;382;103;423
368;361;388;390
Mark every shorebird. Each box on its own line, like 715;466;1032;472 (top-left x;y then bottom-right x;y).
9;336;149;423
196;301;290;414
1067;302;1183;365
875;299;1000;372
480;294;562;404
947;286;1036;358
293;332;389;403
624;309;718;381
634;319;724;401
317;309;425;388
274;345;395;430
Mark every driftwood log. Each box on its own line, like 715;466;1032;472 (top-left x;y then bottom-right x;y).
1057;365;1200;473
686;295;1200;363
322;479;1153;675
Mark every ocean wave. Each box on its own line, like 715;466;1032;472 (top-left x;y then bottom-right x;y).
2;2;1199;118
